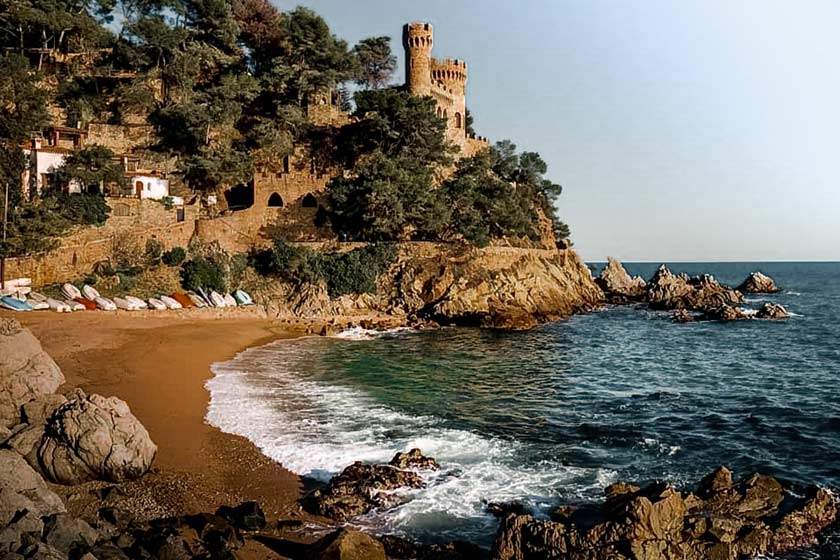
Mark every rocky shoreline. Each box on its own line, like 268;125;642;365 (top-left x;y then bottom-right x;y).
596;258;790;323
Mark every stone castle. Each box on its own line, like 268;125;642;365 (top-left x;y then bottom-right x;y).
403;22;487;155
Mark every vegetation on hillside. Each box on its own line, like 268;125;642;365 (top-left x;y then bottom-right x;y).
0;0;571;262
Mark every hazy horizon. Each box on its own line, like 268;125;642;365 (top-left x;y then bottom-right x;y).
275;0;840;262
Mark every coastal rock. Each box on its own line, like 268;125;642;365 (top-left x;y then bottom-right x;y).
700;305;751;322
35;389;157;485
756;302;790;320
380;535;484;560
596;258;647;303
391;246;603;330
646;266;742;311
310;529;386;560
0;450;65;528
42;514;100;555
215;501;266;531
672;309;696;323
389;448;440;471
307;453;436;521
737;272;780;294
0;318;65;428
489;468;838;560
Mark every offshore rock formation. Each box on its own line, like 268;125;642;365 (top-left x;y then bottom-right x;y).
0;318;64;429
491;467;838;560
646;265;742;311
737;271;780;294
306;449;439;521
595;257;646;303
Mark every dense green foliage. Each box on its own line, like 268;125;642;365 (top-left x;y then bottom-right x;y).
352;36;396;90
180;256;226;292
251;239;395;297
162;246;187;266
53;145;127;193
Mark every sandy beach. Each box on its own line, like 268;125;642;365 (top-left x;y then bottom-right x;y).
10;310;312;522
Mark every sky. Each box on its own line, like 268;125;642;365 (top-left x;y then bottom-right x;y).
276;0;840;261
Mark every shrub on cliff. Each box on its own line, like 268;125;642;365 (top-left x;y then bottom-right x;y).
180;257;226;293
162;246;187;266
250;239;394;297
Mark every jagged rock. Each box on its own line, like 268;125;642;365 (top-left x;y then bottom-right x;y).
18;542;67;560
0;510;43;554
0;318;64;428
672;309;696;323
42;514;100;555
35;389;156;484
310;529;386;560
215;501;266;531
391;246;603;330
737;272;780;294
701;305;751;322
647;266;742;312
389;448;440;471
490;468;838;560
486;501;530;518
596;258;646;303
756;302;789;320
0;450;65;528
307;455;429;521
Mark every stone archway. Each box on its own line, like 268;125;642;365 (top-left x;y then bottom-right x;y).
267;192;284;207
302;193;318;208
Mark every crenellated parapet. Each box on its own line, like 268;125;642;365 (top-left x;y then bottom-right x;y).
431;58;468;94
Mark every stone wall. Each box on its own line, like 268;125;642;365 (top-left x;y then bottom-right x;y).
4;199;198;286
86;123;155;153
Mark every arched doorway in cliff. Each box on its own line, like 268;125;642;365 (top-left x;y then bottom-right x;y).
225;182;254;210
455;112;463;129
302;193;318;208
267;192;284;207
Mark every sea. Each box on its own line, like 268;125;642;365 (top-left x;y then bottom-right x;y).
206;262;840;555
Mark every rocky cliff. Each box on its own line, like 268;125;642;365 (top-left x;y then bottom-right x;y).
248;244;605;330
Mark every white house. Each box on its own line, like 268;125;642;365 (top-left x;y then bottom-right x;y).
130;175;170;200
21;138;81;196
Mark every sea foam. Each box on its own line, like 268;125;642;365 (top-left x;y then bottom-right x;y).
206;336;611;542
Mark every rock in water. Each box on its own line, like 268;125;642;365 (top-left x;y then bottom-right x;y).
490;468;838;560
307;451;439;521
0;450;65;527
36;389;156;484
737;271;780;293
646;265;742;311
0;318;64;428
596;258;647;303
756;302;790;319
389;448;440;470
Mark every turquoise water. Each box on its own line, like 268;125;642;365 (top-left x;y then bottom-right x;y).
207;262;840;551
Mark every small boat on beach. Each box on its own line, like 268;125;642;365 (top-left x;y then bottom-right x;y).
159;295;182;309
113;297;135;311
47;298;72;312
27;291;47;303
223;293;237;307
62;283;82;300
233;289;254;305
147;298;167;310
187;292;207;308
82;285;101;300
94;296;117;311
169;293;194;308
24;297;50;310
125;296;148;309
74;297;97;310
0;296;33;311
210;291;226;308
65;300;86;312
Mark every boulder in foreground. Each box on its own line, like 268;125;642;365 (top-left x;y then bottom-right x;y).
36;388;157;485
490;466;837;560
0;318;64;428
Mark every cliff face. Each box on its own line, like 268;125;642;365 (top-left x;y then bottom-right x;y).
250;244;604;330
389;245;603;329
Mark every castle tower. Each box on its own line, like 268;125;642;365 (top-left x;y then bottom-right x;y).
403;22;434;96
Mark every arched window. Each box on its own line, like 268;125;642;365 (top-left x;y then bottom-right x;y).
302;193;318;208
267;192;284;207
455;112;463;129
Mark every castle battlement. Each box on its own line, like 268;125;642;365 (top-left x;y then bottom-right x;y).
404;22;481;154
